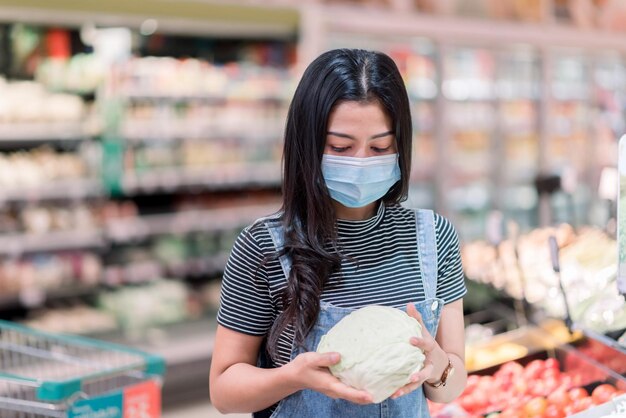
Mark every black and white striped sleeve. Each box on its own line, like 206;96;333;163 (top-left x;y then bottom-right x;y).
434;214;467;304
217;226;274;336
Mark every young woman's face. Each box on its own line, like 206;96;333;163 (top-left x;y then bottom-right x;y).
324;100;397;158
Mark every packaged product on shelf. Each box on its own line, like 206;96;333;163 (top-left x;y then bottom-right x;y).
0;251;103;306
98;279;191;334
22;304;117;335
0;79;87;125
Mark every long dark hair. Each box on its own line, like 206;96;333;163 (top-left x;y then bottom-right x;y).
266;48;413;358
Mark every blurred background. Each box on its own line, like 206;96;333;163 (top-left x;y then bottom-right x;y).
0;0;626;417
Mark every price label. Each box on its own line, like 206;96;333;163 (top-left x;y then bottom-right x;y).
68;380;160;418
123;380;161;418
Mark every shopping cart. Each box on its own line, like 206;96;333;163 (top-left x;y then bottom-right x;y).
0;320;165;418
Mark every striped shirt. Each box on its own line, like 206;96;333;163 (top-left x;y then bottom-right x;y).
217;203;466;367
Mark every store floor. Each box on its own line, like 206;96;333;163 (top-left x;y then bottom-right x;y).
164;400;249;417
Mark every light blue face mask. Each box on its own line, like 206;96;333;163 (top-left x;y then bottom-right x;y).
321;153;401;208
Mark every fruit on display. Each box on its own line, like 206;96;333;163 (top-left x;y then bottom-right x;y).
466;341;528;372
428;358;625;417
465;321;578;372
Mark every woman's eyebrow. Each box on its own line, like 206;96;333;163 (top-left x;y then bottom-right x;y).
327;130;394;139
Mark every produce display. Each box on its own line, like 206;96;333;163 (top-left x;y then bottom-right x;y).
429;358;626;417
18;278;213;337
22;304;117;334
0;78;87;124
0;251;103;300
461;225;626;335
316;305;426;403
0;145;97;190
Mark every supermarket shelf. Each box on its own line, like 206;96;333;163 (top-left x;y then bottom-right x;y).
106;252;231;284
0;1;299;39
0;229;105;256
0;179;103;203
165;253;230;278
0;122;89;143
131;317;217;366
121;163;281;194
122;124;283;143
122;92;288;103
106;202;280;242
0;284;99;310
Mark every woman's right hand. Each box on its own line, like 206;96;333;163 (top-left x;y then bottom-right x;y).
286;351;373;405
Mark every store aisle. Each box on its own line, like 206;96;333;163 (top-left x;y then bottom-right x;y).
164;401;250;418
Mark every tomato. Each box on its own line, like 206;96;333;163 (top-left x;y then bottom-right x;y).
544;358;559;371
572;396;594;413
563;405;576;416
524;360;545;380
542;367;560;380
531;381;547;397
547;389;571;408
514;379;528;394
500;408;525;418
591;384;617;405
459;394;478;414
498;361;524;378
568;387;588;401
544;404;565;418
524;397;548;417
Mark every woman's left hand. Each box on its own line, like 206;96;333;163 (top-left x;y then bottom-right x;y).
390;303;447;400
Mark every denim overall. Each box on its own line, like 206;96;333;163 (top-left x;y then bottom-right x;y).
263;209;443;418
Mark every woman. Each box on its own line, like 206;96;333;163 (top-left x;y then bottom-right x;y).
210;48;467;417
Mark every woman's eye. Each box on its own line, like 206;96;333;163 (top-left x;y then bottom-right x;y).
372;146;391;153
330;146;349;152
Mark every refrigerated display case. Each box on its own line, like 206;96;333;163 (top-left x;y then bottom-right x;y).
496;47;541;232
442;46;496;241
546;50;593;227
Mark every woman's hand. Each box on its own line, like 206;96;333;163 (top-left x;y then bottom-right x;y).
390;303;448;400
287;351;374;405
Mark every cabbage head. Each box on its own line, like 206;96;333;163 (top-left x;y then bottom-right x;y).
316;305;425;403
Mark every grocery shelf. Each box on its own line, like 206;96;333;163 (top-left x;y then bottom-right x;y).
122;92;288;103
0;122;90;143
128;317;217;366
0;284;99;310
122;124;284;143
106;202;281;242
121;164;281;194
0;179;103;203
0;228;105;256
164;252;230;278
106;252;231;284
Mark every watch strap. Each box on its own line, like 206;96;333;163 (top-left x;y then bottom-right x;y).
426;357;453;388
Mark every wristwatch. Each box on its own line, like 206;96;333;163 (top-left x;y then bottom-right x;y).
426;357;454;388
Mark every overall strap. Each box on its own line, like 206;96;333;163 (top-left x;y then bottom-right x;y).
265;221;292;280
415;209;438;300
